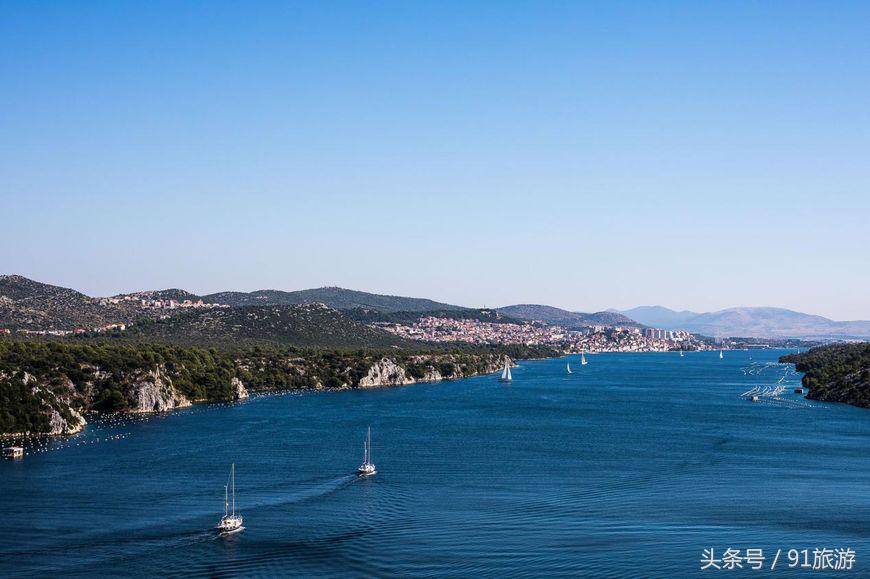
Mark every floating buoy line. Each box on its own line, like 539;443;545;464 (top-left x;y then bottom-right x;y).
737;364;815;409
1;389;309;457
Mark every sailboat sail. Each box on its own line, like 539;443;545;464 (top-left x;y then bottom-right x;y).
217;462;243;533
581;352;587;365
499;357;512;381
567;361;572;374
358;427;377;475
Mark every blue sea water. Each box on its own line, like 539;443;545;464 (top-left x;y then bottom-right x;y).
1;350;868;578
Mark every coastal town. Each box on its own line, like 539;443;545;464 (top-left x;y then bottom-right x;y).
375;316;708;353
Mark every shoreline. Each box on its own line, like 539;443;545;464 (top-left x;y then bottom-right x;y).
4;347;811;441
1;356;519;442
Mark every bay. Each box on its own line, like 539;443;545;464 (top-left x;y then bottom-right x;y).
1;350;867;577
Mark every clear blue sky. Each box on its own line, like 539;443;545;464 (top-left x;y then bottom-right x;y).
2;1;868;319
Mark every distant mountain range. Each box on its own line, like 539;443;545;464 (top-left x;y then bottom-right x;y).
496;304;642;329
616;306;870;339
3;275;867;341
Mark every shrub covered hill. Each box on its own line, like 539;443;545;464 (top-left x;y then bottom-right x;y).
124;304;411;348
0;275;139;330
780;343;870;409
0;275;468;331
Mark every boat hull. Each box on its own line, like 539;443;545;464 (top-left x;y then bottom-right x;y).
216;513;244;534
217;525;245;535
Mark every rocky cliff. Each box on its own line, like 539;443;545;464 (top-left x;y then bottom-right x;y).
1;341;530;436
0;361;202;434
357;354;506;388
46;403;86;435
232;377;249;400
125;367;192;413
0;371;86;435
358;358;415;388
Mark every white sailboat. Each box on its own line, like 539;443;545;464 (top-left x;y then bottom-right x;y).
357;426;376;476
216;463;244;534
719;349;724;359
498;356;512;382
580;352;588;366
679;350;684;357
566;360;572;374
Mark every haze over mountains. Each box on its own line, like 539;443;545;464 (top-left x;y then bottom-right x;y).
495;304;642;329
617;306;870;339
2;275;868;340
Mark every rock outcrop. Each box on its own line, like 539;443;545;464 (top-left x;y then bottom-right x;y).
20;372;87;435
356;354;504;388
1;341;522;437
421;367;443;382
125;368;191;413
46;405;86;435
358;357;415;388
232;377;249;400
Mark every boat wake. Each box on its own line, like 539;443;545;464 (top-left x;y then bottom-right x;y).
3;473;362;577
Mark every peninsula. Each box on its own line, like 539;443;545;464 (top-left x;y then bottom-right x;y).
0;341;550;436
780;343;870;409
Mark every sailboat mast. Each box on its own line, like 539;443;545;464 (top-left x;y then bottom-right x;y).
231;463;235;516
224;484;229;517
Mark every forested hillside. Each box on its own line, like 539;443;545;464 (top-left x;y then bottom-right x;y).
0;340;555;435
780;343;870;408
121;304;410;348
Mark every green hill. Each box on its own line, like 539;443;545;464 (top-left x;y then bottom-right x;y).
204;286;465;313
0;339;555;435
122;304;410;348
781;343;870;409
